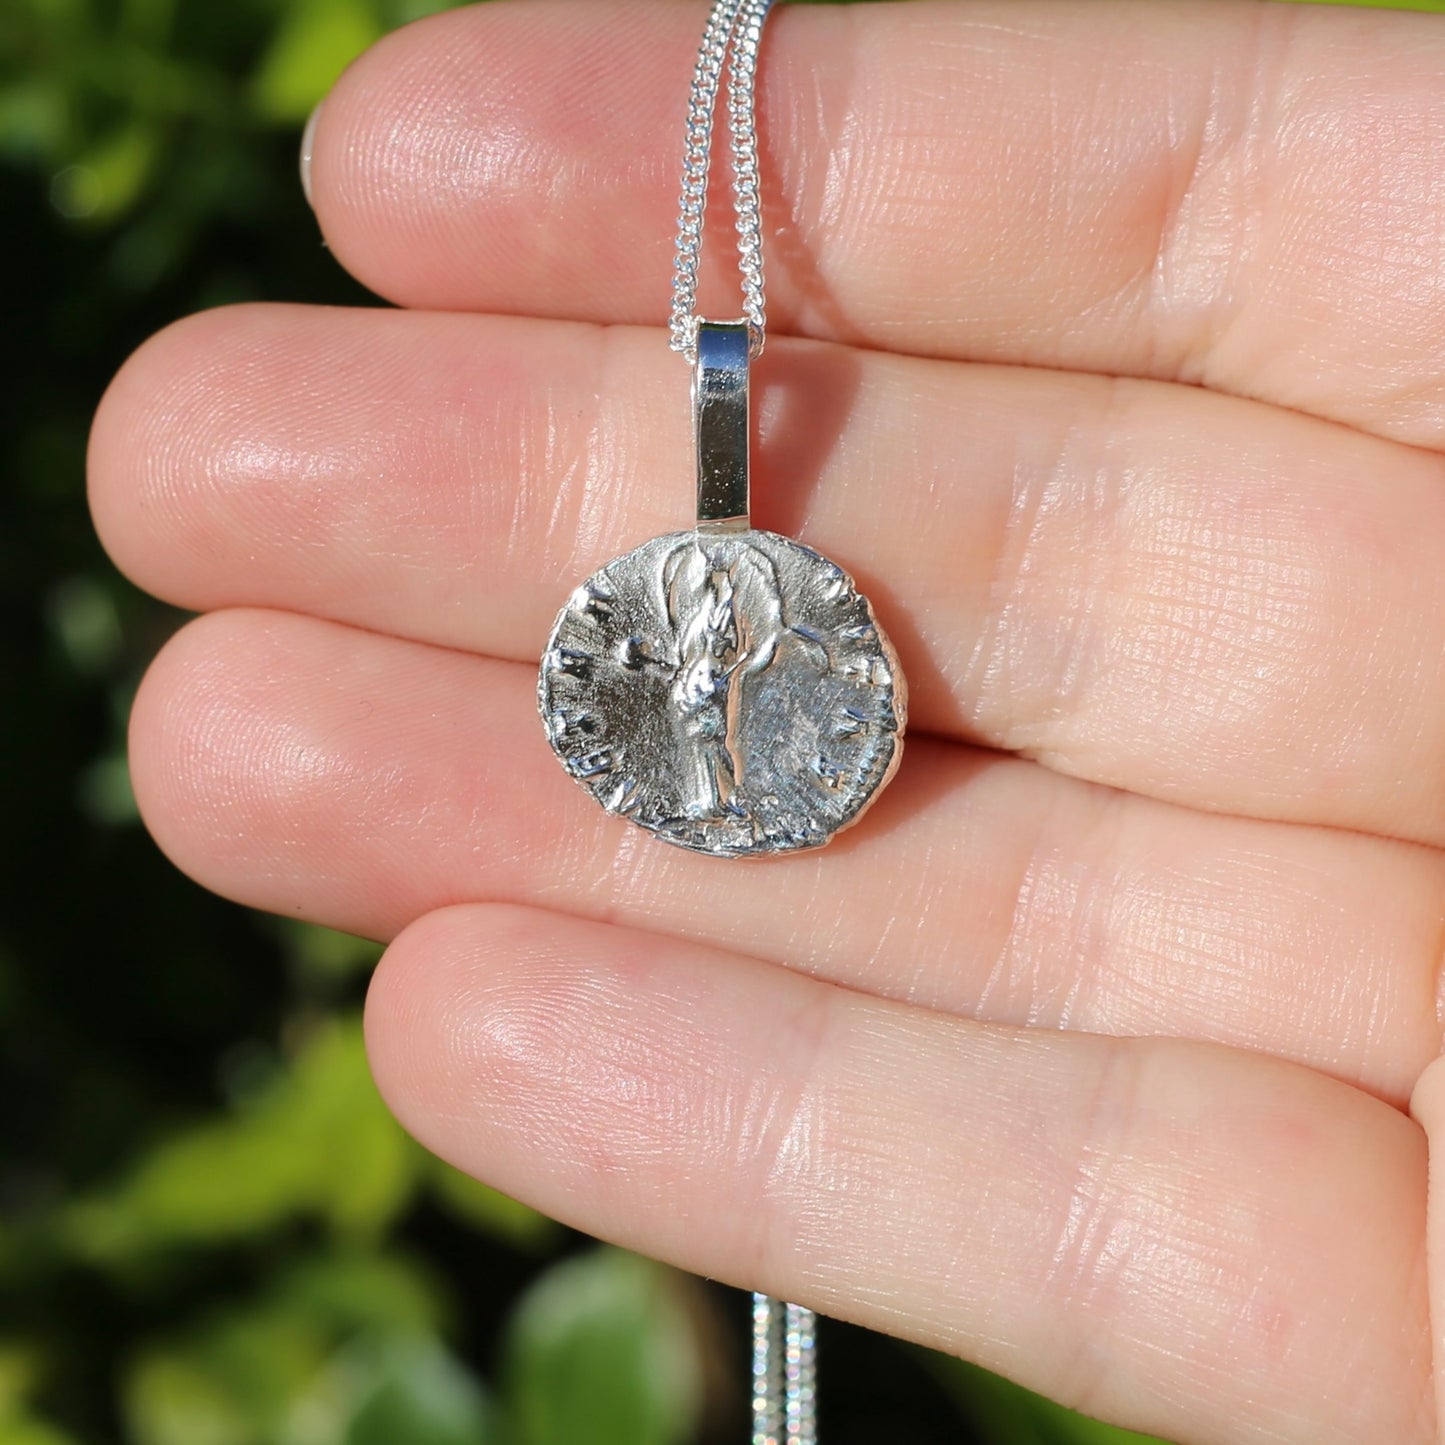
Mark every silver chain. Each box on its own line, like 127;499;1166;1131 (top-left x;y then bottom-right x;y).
670;6;815;1439
751;1293;818;1445
669;0;776;362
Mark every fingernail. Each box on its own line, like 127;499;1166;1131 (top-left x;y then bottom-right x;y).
300;99;323;208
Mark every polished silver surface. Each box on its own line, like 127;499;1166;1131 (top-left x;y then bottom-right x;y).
539;529;905;858
695;322;751;527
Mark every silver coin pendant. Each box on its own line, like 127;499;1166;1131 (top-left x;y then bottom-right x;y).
539;527;905;858
538;321;906;858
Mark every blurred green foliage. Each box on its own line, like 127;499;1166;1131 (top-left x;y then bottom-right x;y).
4;0;1439;1441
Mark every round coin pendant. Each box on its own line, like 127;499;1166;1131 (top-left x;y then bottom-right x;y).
539;527;905;858
539;323;906;858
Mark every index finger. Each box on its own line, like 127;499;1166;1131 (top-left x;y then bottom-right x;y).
309;0;1445;447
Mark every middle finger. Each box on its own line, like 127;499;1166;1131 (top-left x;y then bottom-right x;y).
93;303;1445;844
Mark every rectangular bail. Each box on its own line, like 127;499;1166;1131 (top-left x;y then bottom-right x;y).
693;320;751;531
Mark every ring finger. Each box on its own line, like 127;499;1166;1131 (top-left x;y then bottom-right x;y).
129;605;1445;1106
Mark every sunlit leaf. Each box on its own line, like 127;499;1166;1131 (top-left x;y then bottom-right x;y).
62;1116;314;1261
283;1016;418;1238
61;1015;417;1263
249;0;382;125
123;1257;480;1445
0;1416;84;1445
49;122;158;222
124;1353;254;1445
124;1308;328;1445
0;1344;44;1417
502;1249;701;1445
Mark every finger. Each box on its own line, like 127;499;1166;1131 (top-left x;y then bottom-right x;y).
309;0;1445;448
94;303;1445;844
129;606;1445;1107
367;903;1433;1445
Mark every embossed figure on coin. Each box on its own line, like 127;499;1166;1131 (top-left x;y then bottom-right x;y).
540;529;905;858
663;538;784;819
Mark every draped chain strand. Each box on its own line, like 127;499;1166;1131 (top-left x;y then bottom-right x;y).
669;0;776;361
668;7;818;1439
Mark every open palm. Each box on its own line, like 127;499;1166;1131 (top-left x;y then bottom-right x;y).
89;2;1445;1439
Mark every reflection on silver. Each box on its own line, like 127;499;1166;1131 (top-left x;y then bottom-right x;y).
539;529;906;858
665;537;780;819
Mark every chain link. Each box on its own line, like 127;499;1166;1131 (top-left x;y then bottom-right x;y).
751;1293;818;1445
670;0;776;362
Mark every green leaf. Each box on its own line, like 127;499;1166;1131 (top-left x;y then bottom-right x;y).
75;752;139;826
122;1255;471;1445
0;1346;77;1445
0;1417;84;1445
282;1016;417;1239
249;0;382;125
274;1251;447;1340
49;122;159;222
124;1310;328;1445
501;1249;701;1445
62;1111;316;1261
339;1335;494;1445
61;1015;417;1264
45;575;124;675
375;0;470;27
0;1343;42;1416
0;80;68;163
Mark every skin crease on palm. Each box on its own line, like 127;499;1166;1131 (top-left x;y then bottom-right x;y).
84;0;1445;1439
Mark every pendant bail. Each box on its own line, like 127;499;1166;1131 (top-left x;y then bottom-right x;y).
693;320;751;532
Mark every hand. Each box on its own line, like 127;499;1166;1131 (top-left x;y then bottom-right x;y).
88;2;1445;1440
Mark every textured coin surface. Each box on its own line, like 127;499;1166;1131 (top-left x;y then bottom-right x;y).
538;528;907;858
